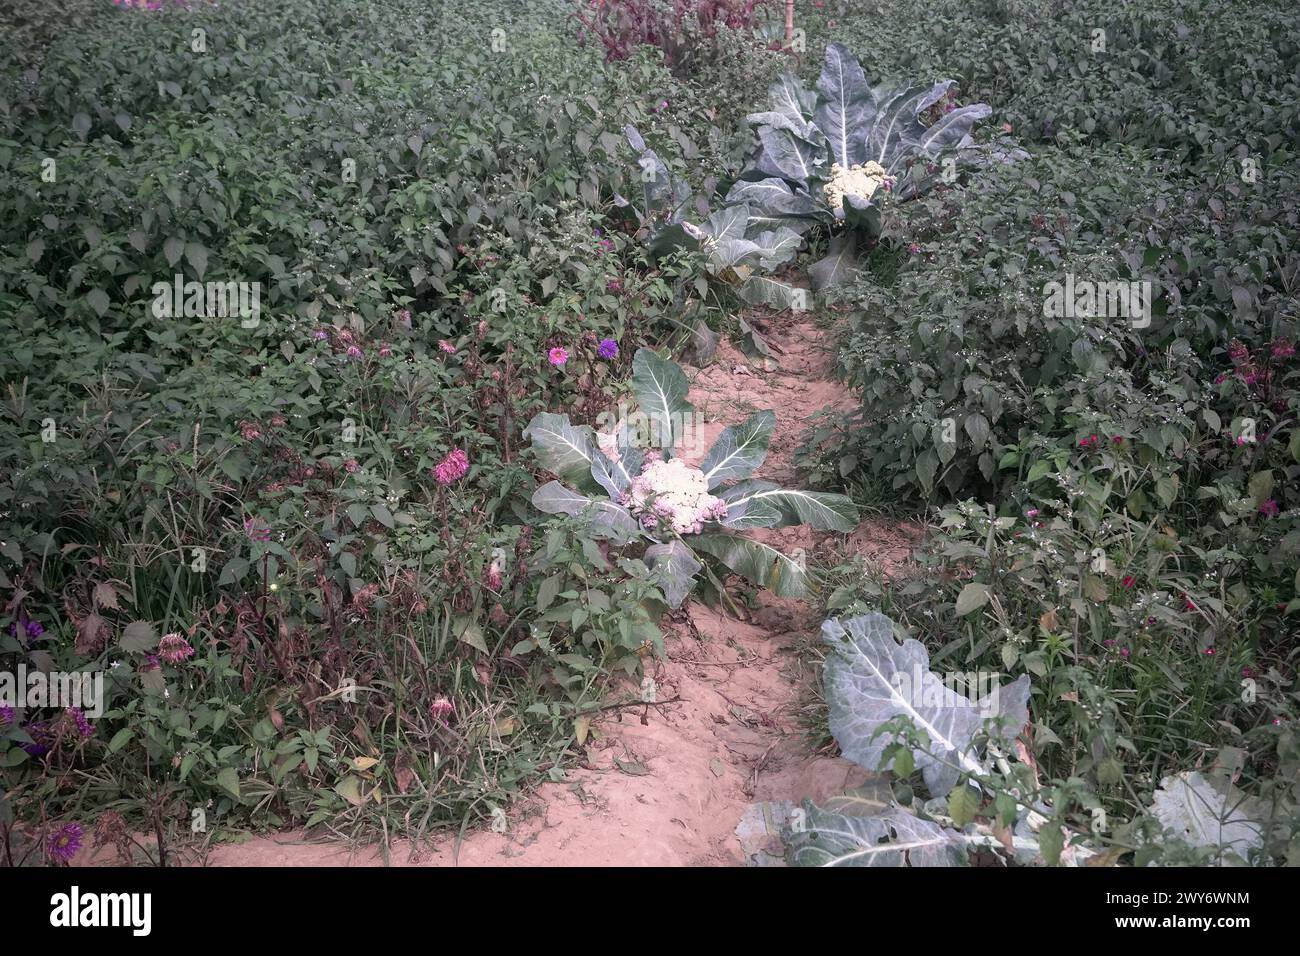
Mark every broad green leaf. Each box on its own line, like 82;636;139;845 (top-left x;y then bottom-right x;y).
701;410;775;487
787;803;967;867
691;533;808;598
814;43;872;169
726;487;859;532
644;540;702;609
809;235;857;291
821;613;1030;796
630;348;694;450
120;621;158;652
522;412;600;489
955;582;989;616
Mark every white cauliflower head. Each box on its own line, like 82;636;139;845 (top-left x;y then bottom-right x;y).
622;456;727;535
823;161;894;212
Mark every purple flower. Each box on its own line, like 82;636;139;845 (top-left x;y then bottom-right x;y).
243;517;272;542
46;823;83;863
597;338;619;360
66;707;94;738
1259;499;1280;517
6;619;43;642
0;705;13;726
346;345;364;361
21;720;52;757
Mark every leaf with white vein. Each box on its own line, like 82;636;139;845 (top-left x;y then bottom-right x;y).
532;481;590;516
787;804;968;867
821;612;1030;796
644;540;702;609
631;348;694;451
691;533;808;598
727;487;858;532
701;411;775;488
523;412;600;489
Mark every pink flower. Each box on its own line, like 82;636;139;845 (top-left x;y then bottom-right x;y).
438;340;457;354
344;458;360;474
1259;498;1279;517
158;632;195;664
243;518;272;542
1272;340;1295;360
346;345;364;360
547;347;569;367
430;697;455;722
907;243;921;255
433;448;469;485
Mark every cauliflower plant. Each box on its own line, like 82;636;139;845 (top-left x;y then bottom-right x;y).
622;457;727;535
525;348;859;609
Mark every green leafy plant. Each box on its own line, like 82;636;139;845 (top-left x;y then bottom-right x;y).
524;347;858;606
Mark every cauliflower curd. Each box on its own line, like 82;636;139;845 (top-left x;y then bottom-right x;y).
823;160;893;212
622;457;727;535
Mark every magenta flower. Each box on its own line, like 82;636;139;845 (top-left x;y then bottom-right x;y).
159;632;195;663
548;347;569;367
908;243;921;255
1272;340;1295;360
346;345;364;361
433;448;469;485
243;518;272;542
1259;498;1279;517
438;340;457;354
46;823;83;863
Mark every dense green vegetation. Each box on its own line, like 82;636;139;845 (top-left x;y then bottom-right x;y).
2;0;1297;866
800;0;1300;865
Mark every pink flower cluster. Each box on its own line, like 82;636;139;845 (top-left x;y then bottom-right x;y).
433;448;469;485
